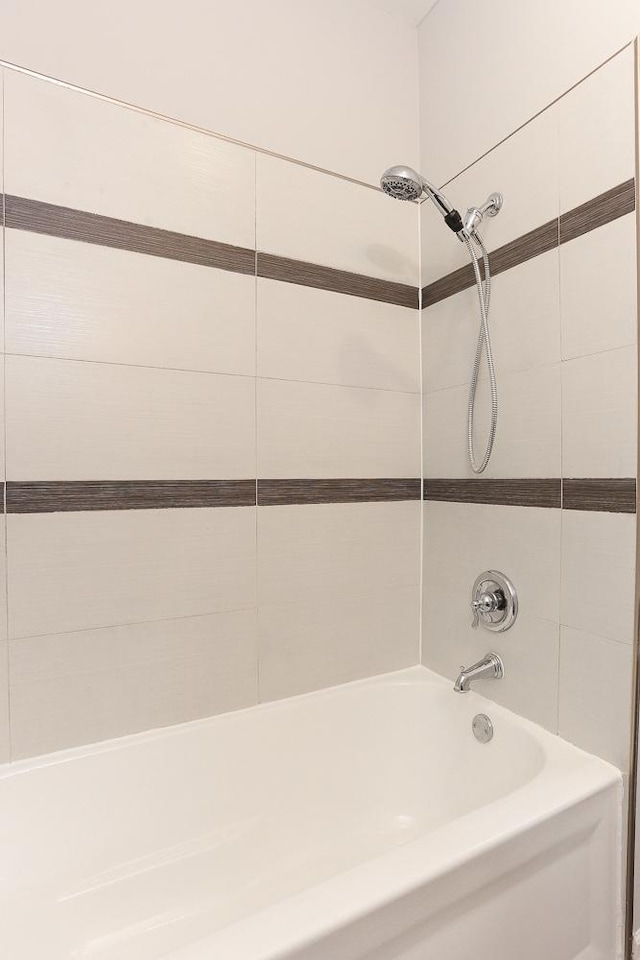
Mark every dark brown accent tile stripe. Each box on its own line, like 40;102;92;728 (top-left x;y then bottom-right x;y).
424;478;562;509
421;177;636;308
4;479;636;513
562;478;636;514
257;252;419;309
421;220;558;308
258;478;421;505
559;179;636;244
3;194;419;309
490;220;559;276
4;195;257;275
6;480;257;513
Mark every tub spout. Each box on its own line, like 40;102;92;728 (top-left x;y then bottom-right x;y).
454;653;504;693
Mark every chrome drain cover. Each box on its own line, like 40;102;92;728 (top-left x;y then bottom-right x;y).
472;713;494;744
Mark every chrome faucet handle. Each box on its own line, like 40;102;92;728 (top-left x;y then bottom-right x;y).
471;601;479;629
471;592;499;629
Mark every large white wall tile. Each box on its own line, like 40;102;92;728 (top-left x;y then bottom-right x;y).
4;70;256;247
0;518;8;644
9;609;258;759
561;510;636;644
421;106;559;286
258;585;419;701
257;279;419;392
559;626;633;769
422;502;562;731
6;355;255;481
258;502;420;607
562;346;637;478
424;363;561;478
558;46;635;213
560;214;637;361
257;154;417;284
423;500;562;624
258;378;420;479
7;507;257;638
6;230;256;375
422;248;561;393
0;644;8;765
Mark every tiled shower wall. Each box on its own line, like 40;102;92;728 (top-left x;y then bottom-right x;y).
421;45;638;770
0;68;421;761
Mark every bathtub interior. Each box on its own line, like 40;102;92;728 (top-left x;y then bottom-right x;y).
0;668;564;960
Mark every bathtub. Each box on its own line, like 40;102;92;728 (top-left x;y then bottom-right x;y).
0;666;622;960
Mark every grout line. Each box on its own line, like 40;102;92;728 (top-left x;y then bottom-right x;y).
624;34;640;960
8;603;260;644
253;153;261;705
3;352;421;396
417;199;424;667
0;59;383;193
440;41;635;188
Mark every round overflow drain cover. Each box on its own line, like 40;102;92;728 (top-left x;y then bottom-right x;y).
472;713;494;744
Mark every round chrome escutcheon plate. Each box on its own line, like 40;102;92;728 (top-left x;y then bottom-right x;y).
472;713;494;744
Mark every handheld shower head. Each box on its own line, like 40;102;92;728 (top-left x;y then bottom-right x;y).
380;165;465;236
380;165;424;202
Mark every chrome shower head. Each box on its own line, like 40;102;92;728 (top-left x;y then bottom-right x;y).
380;165;424;202
380;164;465;236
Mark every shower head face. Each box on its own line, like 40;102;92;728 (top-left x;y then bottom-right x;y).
380;165;424;201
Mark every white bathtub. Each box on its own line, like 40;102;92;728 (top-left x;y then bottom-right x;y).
0;666;622;960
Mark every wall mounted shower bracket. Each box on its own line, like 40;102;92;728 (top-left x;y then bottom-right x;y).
462;192;504;236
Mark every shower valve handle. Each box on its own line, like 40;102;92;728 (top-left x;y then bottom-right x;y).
470;571;518;633
471;591;501;629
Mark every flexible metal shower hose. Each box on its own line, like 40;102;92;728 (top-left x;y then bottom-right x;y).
463;233;497;474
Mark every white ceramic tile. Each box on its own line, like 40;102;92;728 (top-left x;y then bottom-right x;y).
559;625;633;769
4;70;256;247
421;106;559;285
0;643;9;764
7;507;257;638
258;378;420;479
561;510;636;644
257;278;420;392
423;500;562;625
422;247;561;393
559;213;637;361
258;585;419;701
558;46;635;213
562;345;637;478
10;665;126;760
0;363;6;481
423;363;561;478
257;154;417;284
258;501;420;607
9;608;258;758
6;355;255;480
6;230;256;375
0;518;8;644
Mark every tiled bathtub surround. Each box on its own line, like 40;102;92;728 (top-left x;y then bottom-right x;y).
0;47;638;771
0;67;421;761
421;46;638;770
